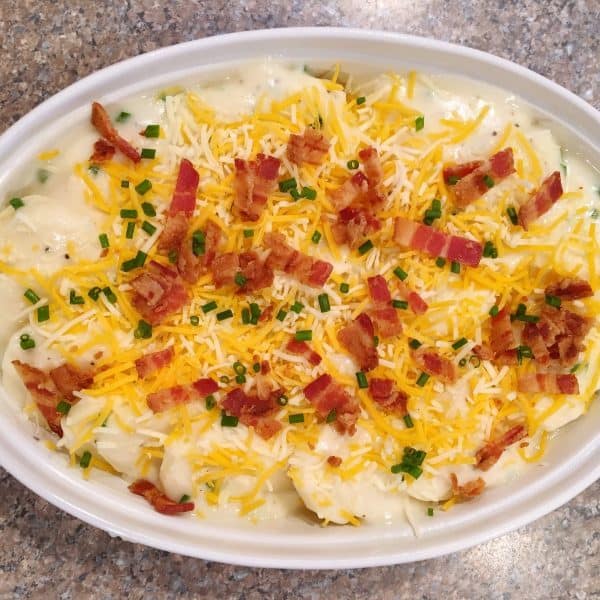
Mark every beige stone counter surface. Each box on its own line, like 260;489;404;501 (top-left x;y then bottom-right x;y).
0;1;598;598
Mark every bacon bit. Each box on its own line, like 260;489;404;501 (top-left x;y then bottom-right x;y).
285;338;322;366
494;349;519;366
366;276;403;337
233;153;281;221
358;146;383;187
411;347;457;384
518;171;564;230
90;139;115;163
327;455;342;467
329;171;369;212
369;378;408;416
395;280;428;315
545;277;593;300
135;347;175;380
237;250;274;293
49;364;93;402
191;378;219;397
450;148;515;207
12;360;66;436
331;206;382;249
489;306;516;355
128;479;194;515
130;261;189;325
367;275;392;304
90;101;140;163
168;159;199;217
393;217;483;267
450;473;485;500
475;425;527;471
147;385;191;412
286;128;330;165
210;252;239;288
338;312;379;371
517;373;579;395
443;160;483;182
263;232;332;287
472;344;494;361
177;220;223;283
522;323;550;365
304;374;360;435
158;213;189;254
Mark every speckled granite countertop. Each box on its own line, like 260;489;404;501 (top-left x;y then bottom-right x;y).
0;1;599;598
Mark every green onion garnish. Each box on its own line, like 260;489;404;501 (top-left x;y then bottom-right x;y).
545;294;561;309
179;494;191;504
37;305;50;322
135;179;152;195
326;409;337;423
79;451;92;469
416;372;430;387
447;175;460;185
9;197;24;209
221;414;238;427
98;233;110;249
290;188;301;201
88;165;100;175
143;124;160;138
392;299;408;309
24;289;40;304
192;230;205;256
517;345;534;364
56;400;71;415
168;250;178;264
279;178;297;193
358;239;374;255
450;261;460;274
141;221;157;236
69;290;84;305
340;283;350;294
301;186;317;200
347;159;359;170
249;303;261;320
233;361;246;375
216;309;233;321
288;413;305;424
241;308;250;324
205;395;216;410
88;287;102;301
393;266;408;281
115;111;131;123
234;272;247;287
37;169;50;183
243;228;254;238
290;301;303;314
134;319;152;339
427;507;434;517
141;202;156;216
507;206;518;225
356;371;368;389
120;208;138;219
356;96;366;105
409;339;422;350
482;241;498;258
452;337;468;350
483;174;495;188
489;305;500;317
570;363;581;373
190;315;199;326
276;309;287;322
295;330;312;342
102;286;117;304
277;395;288;406
19;334;35;350
121;180;130;188
435;257;446;268
373;335;379;347
318;293;330;313
458;357;468;367
140;148;156;159
125;221;135;239
252;362;261;373
235;374;246;384
403;414;414;428
415;115;425;131
219;375;230;384
311;230;322;244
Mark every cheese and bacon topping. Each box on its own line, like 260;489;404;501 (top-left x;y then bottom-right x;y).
1;60;599;527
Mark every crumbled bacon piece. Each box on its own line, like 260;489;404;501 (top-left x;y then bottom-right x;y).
358;146;383;187
472;344;495;361
90;101;140;163
489;306;516;355
331;206;381;249
285;338;322;366
147;385;192;412
329;171;369;212
135;347;175;380
411;347;457;384
191;378;219;397
517;373;579;395
177;220;223;283
237;250;274;293
369;378;408;416
130;261;189;325
393;217;483;267
304;374;360;435
233;153;281;221
367;275;392;304
545;277;593;300
450;473;486;500
263;232;332;287
518;171;564;230
475;425;527;470
210;252;239;288
158;213;189;254
90;139;115;163
443;160;483;182
366;276;402;337
395;280;428;315
168;159;199;217
327;455;342;467
49;364;93;402
337;313;378;371
129;479;194;515
12;361;65;436
286;128;330;165
449;148;515;207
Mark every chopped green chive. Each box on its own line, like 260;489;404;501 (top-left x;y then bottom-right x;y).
135;179;152;195
403;414;414;428
134;319;153;339
9;197;24;209
221;414;239;427
141;202;156;217
219;375;230;384
447;175;460;185
192;230;205;256
290;188;301;201
233;361;246;375
249;303;261;321
545;294;562;309
415;115;425;131
125;221;135;239
243;228;254;238
427;507;434;517
290;301;304;314
373;335;379;347
88;165;100;175
79;451;92;469
356;96;366;105
517;345;533;364
489;305;500;317
450;261;460;274
469;355;481;368
205;395;216;410
235;373;246;384
24;289;40;304
347;159;359;170
241;308;251;324
143;124;160;138
393;266;408;281
483;174;495;188
288;413;305;424
295;330;312;342
318;293;330;313
311;230;322;244
452;337;468;350
190;315;199;326
277;395;288;406
252;362;261;373
358;239;374;255
37;305;50;322
356;371;368;389
409;339;422;350
483;241;498;258
216;309;233;322
279;178;297;193
56;400;71;415
570;363;581;374
88;287;102;301
276;309;287;322
458;357;468;367
69;290;84;305
392;299;408;309
326;409;337;423
19;334;35;350
99;233;110;249
234;272;247;287
115;111;131;123
435;257;446;268
301;186;317;200
121;180;130;189
168;250;178;264
140;148;156;159
121;256;140;272
134;250;147;268
102;286;117;304
120;208;138;219
507;206;518;225
513;313;540;323
141;221;157;236
340;282;350;294
37;169;50;183
179;494;191;504
202;301;217;313
416;372;430;387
